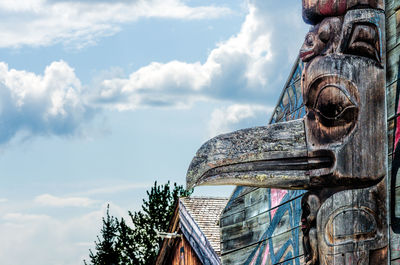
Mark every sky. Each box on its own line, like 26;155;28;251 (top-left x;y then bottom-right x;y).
0;0;308;264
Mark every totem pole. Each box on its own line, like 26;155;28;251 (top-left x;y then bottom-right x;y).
186;1;388;264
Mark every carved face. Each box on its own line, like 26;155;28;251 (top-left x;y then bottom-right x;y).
303;9;386;187
300;17;342;62
185;8;386;191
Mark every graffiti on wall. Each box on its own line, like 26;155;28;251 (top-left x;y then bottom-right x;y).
244;189;305;265
391;57;400;232
241;60;307;265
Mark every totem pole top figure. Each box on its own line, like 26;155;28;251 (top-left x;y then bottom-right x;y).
186;1;388;263
302;0;384;25
186;1;387;191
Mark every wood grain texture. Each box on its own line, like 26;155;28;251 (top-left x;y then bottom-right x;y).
387;43;399;85
186;119;328;190
388;2;400;263
221;197;302;253
386;0;400;18
390;228;400;260
301;7;388;264
220;188;304;265
302;0;384;25
221;228;304;265
220;188;303;240
386;9;400;52
167;237;203;265
388;81;398;119
179;201;222;265
316;182;387;264
186;2;392;265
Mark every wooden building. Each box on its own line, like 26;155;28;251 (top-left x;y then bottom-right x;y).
218;1;400;264
156;197;228;265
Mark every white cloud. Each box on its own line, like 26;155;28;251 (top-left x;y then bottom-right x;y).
34;194;96;207
97;0;307;110
208;104;274;137
0;0;307;145
3;212;52;222
0;60;92;144
0;203;127;265
0;0;231;48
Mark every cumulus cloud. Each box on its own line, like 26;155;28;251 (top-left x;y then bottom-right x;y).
34;194;96;207
0;0;307;145
0;0;231;48
208;104;274;137
97;0;308;110
0;61;92;144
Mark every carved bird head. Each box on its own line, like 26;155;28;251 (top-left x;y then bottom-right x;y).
186;8;386;191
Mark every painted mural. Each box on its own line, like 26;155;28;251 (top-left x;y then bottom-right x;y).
391;58;400;233
269;61;304;124
218;1;400;264
240;60;307;265
244;189;305;265
222;59;307;265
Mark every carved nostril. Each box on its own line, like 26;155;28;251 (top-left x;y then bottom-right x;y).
306;33;314;47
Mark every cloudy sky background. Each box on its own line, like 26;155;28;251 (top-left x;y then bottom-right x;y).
0;0;308;264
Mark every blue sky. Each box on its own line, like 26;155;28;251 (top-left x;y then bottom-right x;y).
0;0;308;264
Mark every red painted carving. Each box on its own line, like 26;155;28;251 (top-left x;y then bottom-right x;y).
396;103;400;149
302;0;384;24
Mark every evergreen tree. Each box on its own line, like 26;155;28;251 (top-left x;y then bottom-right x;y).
121;181;191;265
84;181;192;265
84;205;120;265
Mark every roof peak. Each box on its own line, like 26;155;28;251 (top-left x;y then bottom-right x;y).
180;196;229;200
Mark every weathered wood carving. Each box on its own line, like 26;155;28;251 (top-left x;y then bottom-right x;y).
186;1;387;264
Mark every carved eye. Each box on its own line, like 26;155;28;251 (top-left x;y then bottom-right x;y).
345;23;380;62
314;85;358;126
305;76;359;144
318;22;331;43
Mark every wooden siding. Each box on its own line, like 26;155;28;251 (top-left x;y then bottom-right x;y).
220;56;307;264
217;55;306;265
157;198;226;265
221;188;304;265
166;237;203;265
220;1;400;264
179;200;222;265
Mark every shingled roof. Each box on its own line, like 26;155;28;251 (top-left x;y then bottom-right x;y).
156;196;228;265
179;197;229;256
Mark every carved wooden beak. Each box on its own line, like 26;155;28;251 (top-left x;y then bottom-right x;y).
186;119;334;190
